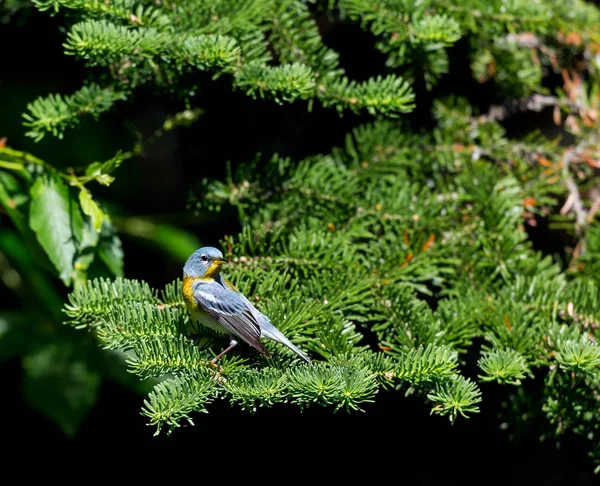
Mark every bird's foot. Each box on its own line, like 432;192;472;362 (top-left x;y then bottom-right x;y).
206;360;227;383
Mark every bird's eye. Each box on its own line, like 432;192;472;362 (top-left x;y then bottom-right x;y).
201;254;208;262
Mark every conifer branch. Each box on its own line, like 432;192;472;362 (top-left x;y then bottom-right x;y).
427;375;482;423
20;0;598;460
64;277;159;328
224;367;289;411
478;348;530;385
33;0;171;28
391;344;459;383
64;20;241;72
64;20;168;64
317;75;415;116
268;0;343;81
127;335;216;378
233;62;316;102
141;371;217;435
555;337;600;374
22;85;126;142
286;360;379;412
95;303;186;351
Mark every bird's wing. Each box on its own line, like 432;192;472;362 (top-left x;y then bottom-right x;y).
193;281;270;356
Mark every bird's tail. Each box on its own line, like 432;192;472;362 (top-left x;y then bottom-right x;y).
260;321;311;363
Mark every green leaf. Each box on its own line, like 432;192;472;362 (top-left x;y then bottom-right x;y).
29;175;85;285
0;171;29;234
79;188;108;232
72;217;100;285
22;336;102;437
97;219;124;277
84;162;102;178
84;151;125;186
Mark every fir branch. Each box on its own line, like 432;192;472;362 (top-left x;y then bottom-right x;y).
317;74;415;116
165;0;271;38
95;302;186;351
224;367;289;411
159;279;186;309
233;62;316;103
34;1;600;456
65;19;241;71
576;222;600;285
481;302;546;364
433;291;484;352
268;0;343;81
390;344;459;385
427;375;482;423
286;360;378;412
63;277;159;328
339;0;414;40
554;337;600;374
339;0;461;78
169;34;241;71
141;371;217;436
127;334;216;378
435;0;553;32
236;30;272;65
502;277;600;331
313;316;366;359
32;0;171;28
64;20;169;64
373;285;448;351
223;226;358;276
22;85;126;142
478;348;530;385
410;14;461;46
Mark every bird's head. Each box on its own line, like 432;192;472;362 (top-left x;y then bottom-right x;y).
183;247;228;279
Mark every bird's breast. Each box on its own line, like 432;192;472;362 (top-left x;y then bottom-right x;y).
183;275;199;311
183;276;228;335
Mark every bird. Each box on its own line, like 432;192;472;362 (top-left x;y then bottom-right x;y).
182;246;311;364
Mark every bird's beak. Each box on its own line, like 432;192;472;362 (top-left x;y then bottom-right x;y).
214;259;227;265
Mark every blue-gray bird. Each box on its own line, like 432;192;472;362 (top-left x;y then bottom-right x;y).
183;247;311;363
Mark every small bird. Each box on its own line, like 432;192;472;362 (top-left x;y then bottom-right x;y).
182;246;311;364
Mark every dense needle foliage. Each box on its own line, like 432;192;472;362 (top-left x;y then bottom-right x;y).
1;0;600;473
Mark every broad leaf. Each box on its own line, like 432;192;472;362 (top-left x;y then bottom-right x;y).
97;220;124;277
84;151;125;186
0;172;29;234
79;188;108;232
73;216;101;286
29;175;85;285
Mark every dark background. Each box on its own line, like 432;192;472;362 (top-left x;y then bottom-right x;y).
0;7;597;484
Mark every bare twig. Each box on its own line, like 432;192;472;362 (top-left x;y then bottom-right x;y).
562;145;588;233
586;192;600;223
480;94;581;123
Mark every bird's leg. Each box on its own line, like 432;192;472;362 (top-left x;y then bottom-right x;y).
211;338;238;364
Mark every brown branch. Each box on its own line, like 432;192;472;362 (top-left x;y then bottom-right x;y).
586;191;600;223
480;94;581;123
562;145;588;234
